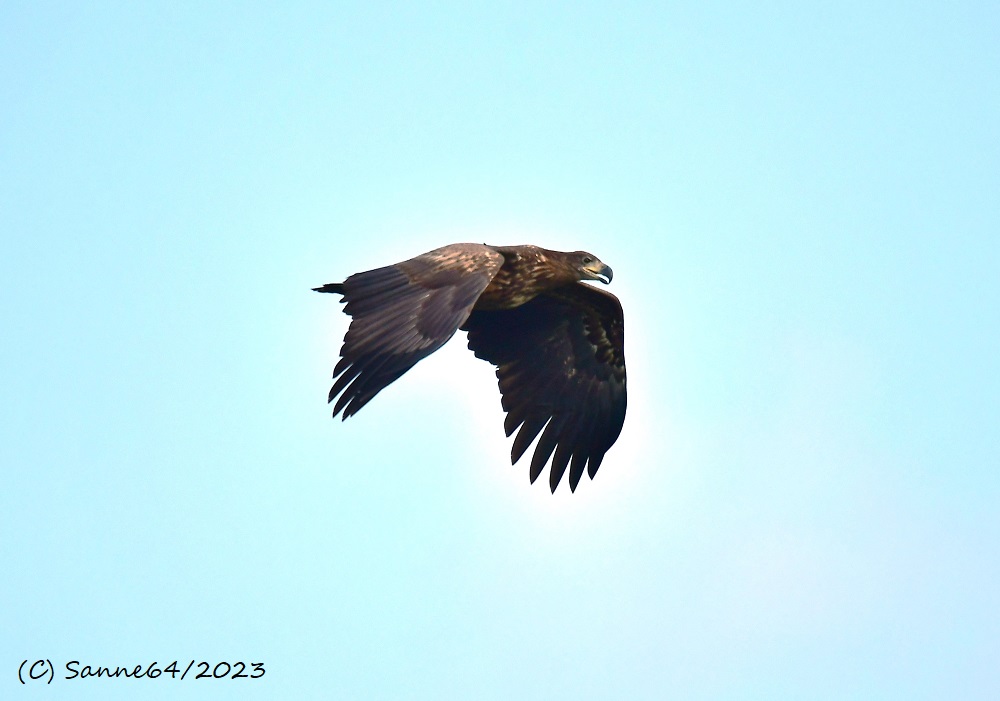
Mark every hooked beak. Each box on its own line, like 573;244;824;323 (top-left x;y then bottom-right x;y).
590;263;613;284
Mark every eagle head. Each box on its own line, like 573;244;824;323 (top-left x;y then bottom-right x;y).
575;251;613;284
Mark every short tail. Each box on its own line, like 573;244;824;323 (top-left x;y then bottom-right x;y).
313;283;345;294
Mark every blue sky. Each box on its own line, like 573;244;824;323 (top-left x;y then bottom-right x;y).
3;2;998;699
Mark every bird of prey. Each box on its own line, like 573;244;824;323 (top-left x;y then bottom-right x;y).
314;243;626;492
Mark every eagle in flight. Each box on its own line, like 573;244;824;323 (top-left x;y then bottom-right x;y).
314;243;627;492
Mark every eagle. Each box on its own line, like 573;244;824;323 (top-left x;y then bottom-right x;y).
314;243;627;492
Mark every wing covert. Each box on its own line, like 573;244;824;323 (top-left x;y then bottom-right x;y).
321;244;504;418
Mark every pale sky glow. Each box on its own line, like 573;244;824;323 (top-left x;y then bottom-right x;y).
3;2;998;699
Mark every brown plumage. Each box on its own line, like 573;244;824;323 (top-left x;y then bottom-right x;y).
314;243;627;492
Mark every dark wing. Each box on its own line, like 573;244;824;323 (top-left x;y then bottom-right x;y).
316;244;504;418
462;283;626;492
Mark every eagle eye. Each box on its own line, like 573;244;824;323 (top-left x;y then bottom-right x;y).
582;256;593;265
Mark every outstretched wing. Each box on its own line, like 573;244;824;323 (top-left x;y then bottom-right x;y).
462;283;627;492
316;243;504;418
